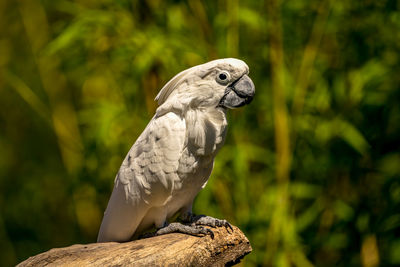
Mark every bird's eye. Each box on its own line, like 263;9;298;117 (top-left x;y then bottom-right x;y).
216;71;230;85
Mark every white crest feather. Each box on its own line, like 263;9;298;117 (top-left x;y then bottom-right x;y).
154;67;193;105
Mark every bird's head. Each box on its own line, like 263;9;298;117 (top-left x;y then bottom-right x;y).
155;58;255;113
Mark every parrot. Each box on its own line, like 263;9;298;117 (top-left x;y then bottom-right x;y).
97;58;255;242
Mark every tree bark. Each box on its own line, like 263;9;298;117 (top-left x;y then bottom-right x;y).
17;225;252;266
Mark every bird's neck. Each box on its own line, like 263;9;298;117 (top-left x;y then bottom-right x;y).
184;107;228;156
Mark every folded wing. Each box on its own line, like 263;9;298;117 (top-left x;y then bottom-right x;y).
97;112;186;242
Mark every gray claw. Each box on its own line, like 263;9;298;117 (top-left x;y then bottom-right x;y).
194;226;214;238
225;221;233;232
140;222;215;239
204;227;214;239
191;215;233;234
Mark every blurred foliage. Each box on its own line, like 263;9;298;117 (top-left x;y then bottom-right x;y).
0;0;400;266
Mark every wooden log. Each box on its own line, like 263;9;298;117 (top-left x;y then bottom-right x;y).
17;225;252;266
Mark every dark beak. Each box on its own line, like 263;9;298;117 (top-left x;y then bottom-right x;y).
218;74;255;108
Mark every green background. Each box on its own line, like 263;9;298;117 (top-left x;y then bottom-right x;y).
1;0;399;266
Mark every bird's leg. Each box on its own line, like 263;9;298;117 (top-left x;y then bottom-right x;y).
181;212;233;233
156;222;214;238
140;212;233;239
140;221;214;239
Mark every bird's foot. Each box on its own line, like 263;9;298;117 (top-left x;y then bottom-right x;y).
140;222;214;239
181;213;233;233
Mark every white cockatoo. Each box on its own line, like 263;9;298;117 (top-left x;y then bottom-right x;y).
97;58;255;242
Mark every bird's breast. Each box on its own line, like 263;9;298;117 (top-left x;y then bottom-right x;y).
146;108;228;224
170;108;228;197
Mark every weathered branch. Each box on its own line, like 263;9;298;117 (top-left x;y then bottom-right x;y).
17;225;252;266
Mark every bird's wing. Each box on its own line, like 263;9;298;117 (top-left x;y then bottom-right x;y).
97;112;186;242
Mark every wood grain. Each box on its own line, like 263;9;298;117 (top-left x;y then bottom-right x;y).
17;225;252;266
